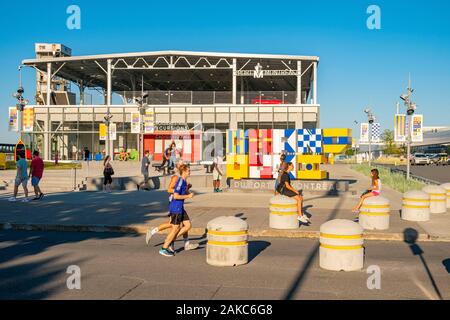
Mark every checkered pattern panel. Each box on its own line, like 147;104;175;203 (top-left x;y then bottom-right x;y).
297;129;323;154
371;123;381;142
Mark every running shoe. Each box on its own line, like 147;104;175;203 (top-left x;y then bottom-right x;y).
184;243;199;251
145;228;157;245
297;215;309;223
8;197;17;202
159;248;174;257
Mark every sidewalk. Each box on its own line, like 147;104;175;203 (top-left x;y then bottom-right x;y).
0;165;449;242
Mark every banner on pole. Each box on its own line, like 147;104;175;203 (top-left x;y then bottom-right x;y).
371;123;381;142
22;107;34;132
131;112;140;134
144;111;154;134
411;114;423;142
394;114;407;142
8;107;18;132
360;123;369;143
109;123;117;141
99;123;107;141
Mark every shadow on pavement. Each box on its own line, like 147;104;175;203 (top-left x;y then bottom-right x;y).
0;230;134;299
404;227;443;300
248;240;271;263
283;195;346;300
442;259;450;274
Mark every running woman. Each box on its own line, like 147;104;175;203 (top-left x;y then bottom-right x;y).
146;160;193;253
352;168;382;213
159;164;198;257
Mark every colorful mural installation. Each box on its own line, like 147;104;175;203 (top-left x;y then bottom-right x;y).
226;128;352;181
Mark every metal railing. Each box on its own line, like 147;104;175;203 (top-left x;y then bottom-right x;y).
120;90;298;105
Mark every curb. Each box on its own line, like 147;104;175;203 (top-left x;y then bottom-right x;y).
1;222;449;243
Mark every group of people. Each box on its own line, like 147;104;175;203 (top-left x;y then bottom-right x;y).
8;151;45;202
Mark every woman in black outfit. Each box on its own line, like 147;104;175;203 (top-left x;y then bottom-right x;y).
276;162;310;224
103;155;114;192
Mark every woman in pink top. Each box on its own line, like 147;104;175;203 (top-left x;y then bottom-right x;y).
352;168;382;213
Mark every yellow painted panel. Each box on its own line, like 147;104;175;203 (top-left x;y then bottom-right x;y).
323;145;349;154
323;128;352;137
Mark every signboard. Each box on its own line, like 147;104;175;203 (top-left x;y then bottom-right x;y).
371;123;381;143
109;123;117;141
8;107;18;132
394;114;407;142
144;111;154;133
235;63;297;78
99;123;107;141
154;123;189;131
360;123;369;143
22;106;34;132
131;112;140;134
411;114;423;142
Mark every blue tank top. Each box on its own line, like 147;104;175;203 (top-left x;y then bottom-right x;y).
169;177;187;214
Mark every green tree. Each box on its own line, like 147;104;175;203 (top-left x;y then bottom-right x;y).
381;129;399;155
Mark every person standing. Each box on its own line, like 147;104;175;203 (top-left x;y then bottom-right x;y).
159;164;198;257
103;155;114;192
29;150;45;200
212;155;224;192
9;152;29;202
276;162;309;224
168;142;177;174
84;147;90;161
139;150;151;190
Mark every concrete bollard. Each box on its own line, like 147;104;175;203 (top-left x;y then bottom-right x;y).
401;190;430;221
269;195;298;229
440;183;450;209
422;185;447;214
319;219;364;271
359;196;390;230
206;216;248;267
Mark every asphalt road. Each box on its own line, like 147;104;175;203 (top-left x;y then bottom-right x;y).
0;230;449;300
380;164;450;184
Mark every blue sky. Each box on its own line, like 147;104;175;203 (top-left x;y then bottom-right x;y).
1;0;449;143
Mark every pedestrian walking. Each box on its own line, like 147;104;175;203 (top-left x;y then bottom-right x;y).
103;155;114;192
212;155;224;192
29;150;45;200
276;162;309;224
9;152;29;202
159;164;198;257
352;168;382;213
139;150;151;190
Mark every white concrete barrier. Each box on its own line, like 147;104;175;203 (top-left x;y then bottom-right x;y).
422;185;447;214
269;195;298;229
440;183;450;209
206;216;248;267
319;219;364;271
359;196;390;230
401;190;430;221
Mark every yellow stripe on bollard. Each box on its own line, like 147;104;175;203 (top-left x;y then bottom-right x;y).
402;198;430;202
359;211;390;216
270;203;297;208
403;204;430;209
430;199;446;202
429;193;446;197
320;244;363;250
208;230;248;236
361;204;390;209
270;211;297;216
320;233;362;239
208;240;247;246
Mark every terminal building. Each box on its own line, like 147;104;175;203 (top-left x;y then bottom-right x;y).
19;43;320;161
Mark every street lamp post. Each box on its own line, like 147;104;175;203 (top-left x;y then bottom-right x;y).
400;77;416;180
13;66;28;145
364;108;375;167
135;92;148;161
